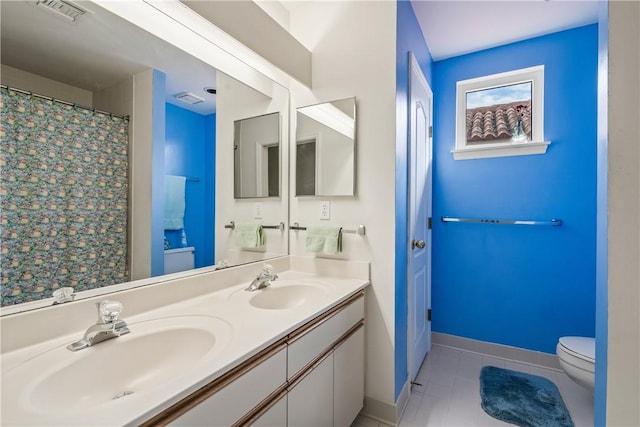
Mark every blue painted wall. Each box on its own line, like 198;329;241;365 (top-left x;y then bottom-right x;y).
204;113;216;267
431;25;598;354
151;69;166;277
165;103;216;269
395;0;433;400
595;1;608;423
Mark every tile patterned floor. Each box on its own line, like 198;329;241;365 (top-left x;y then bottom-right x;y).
352;344;594;427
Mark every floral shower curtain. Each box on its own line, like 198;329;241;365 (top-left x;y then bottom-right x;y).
0;87;129;306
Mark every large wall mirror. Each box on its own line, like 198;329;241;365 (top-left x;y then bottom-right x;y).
295;97;356;196
0;0;289;312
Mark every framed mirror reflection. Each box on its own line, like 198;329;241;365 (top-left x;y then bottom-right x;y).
295;97;356;197
233;112;281;199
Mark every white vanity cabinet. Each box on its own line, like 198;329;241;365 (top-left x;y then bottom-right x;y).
334;326;365;427
287;294;364;378
287;324;365;427
287;352;334;427
143;291;365;427
165;344;288;427
287;294;365;427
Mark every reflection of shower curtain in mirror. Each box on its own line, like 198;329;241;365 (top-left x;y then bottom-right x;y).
0;87;129;306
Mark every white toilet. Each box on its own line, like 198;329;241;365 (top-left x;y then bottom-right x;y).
556;336;595;390
164;247;195;274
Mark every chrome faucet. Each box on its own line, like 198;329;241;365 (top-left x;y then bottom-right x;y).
246;264;278;291
67;300;130;351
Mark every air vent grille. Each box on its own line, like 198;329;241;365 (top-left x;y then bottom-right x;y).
175;92;205;105
36;0;87;21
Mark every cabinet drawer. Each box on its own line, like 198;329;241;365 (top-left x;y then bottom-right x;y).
288;295;364;379
169;347;287;427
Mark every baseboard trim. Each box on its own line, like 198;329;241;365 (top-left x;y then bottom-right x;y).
360;380;411;427
361;395;396;426
395;380;411;423
432;332;562;371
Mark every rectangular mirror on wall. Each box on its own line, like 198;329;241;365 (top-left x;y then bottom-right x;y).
295;97;356;196
0;0;289;313
233;112;280;199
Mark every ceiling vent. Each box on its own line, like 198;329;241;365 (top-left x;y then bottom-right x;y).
36;0;87;21
175;92;205;105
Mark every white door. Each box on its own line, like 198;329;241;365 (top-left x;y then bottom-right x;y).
408;52;433;382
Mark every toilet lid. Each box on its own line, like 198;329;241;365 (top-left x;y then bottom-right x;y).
559;337;595;362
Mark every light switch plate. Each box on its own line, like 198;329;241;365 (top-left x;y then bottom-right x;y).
320;200;330;220
254;202;263;219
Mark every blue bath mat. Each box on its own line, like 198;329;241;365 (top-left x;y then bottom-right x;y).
480;366;574;427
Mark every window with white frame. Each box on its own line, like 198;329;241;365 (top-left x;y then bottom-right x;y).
453;65;549;160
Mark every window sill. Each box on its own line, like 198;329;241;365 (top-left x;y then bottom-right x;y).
452;141;550;160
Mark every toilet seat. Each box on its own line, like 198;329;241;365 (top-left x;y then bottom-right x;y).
558;336;595;363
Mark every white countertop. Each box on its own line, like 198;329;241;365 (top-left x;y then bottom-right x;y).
1;265;369;426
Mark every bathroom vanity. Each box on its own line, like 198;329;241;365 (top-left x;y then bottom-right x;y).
0;257;369;426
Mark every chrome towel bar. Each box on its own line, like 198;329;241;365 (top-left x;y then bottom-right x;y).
224;221;286;231
289;223;366;236
441;217;562;226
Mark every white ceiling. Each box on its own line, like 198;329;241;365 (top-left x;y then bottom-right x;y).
1;0;600;111
0;1;218;114
410;0;600;61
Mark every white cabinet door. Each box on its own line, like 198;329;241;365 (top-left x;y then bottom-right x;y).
169;348;286;427
287;354;334;427
333;326;365;427
288;297;364;378
250;394;287;427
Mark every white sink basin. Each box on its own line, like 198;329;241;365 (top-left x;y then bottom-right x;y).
229;280;334;310
2;315;232;418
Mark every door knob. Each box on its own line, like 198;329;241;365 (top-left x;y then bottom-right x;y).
411;239;426;249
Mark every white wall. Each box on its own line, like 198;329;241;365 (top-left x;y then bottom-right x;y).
94;78;133;118
607;1;640;424
285;1;398;412
129;69;156;280
215;72;289;266
1;64;93;106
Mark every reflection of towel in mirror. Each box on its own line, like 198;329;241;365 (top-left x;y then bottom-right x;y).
305;225;342;255
235;223;265;248
164;175;186;230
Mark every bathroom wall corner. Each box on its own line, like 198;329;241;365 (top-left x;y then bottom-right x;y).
595;0;609;424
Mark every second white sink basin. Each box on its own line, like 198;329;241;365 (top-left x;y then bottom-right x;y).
229;280;334;310
249;284;326;309
2;315;233;418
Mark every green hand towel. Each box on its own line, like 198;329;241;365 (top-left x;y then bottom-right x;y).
235;223;265;248
164;175;186;230
306;225;342;255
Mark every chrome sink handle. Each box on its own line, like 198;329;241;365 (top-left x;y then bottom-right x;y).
98;300;123;323
263;264;273;275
